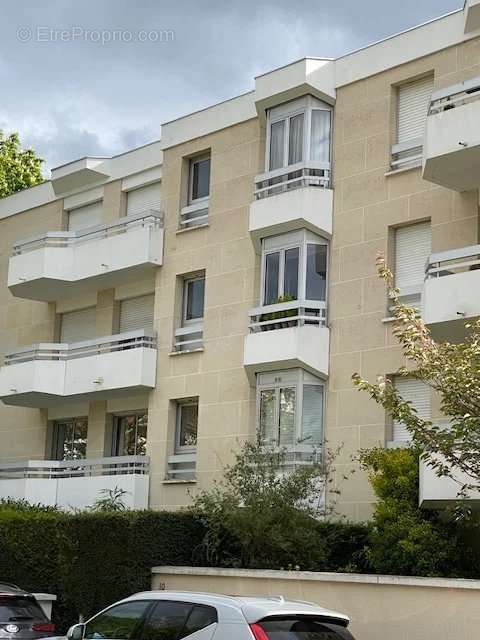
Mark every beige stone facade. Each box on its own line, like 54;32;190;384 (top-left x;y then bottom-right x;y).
0;5;479;517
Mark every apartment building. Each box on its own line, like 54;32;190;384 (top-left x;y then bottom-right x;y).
0;3;480;518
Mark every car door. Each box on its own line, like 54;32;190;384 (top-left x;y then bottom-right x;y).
83;601;152;640
141;601;217;640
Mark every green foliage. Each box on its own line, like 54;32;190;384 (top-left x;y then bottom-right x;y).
261;294;298;323
0;132;43;198
191;440;336;570
353;256;480;497
359;447;472;577
0;506;203;633
90;487;128;512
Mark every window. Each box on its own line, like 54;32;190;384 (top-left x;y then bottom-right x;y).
67;201;103;231
188;155;210;204
0;595;48;624
392;377;430;444
176;400;198;452
392;75;434;169
60;307;96;343
126;183;161;217
266;96;332;172
52;417;88;460
183;276;205;324
257;369;324;449
114;412;148;456
142;602;217;640
394;222;431;309
84;601;151;640
262;231;328;306
119;295;155;333
254;618;355;639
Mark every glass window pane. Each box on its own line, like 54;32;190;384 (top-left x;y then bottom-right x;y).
310;109;331;163
142;602;192;640
302;384;324;446
258;618;355;639
288;113;304;165
264;252;280;305
306;244;327;301
283;247;299;300
84;601;151;640
269;120;285;170
191;157;210;201
185;278;205;321
59;418;88;461
259;389;277;445
119;413;148;456
182;605;218;637
279;387;296;447
178;403;198;449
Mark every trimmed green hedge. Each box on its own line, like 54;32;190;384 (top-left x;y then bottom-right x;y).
0;508;203;632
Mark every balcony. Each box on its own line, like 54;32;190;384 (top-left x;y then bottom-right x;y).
0;456;149;510
250;162;332;250
422;245;480;341
0;330;157;408
422;77;480;191
8;211;163;302
243;300;329;382
419;455;480;509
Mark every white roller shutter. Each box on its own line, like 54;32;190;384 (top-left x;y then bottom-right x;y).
393;377;430;443
397;75;434;144
126;183;161;217
119;294;155;332
68;201;103;231
60;307;97;343
395;222;432;292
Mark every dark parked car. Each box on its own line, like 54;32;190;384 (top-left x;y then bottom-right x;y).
0;584;55;640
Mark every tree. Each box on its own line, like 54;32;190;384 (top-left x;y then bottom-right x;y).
353;255;480;500
0;131;43;198
191;440;335;569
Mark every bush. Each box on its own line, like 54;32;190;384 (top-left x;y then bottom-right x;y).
0;506;203;632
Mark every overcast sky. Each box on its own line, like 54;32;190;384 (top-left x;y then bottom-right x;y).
0;0;462;174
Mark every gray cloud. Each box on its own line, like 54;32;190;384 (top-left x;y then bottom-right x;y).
0;0;461;173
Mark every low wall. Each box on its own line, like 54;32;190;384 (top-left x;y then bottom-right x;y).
152;566;480;640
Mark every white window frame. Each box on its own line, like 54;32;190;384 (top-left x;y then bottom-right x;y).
175;399;199;453
260;230;329;306
182;275;205;327
188;154;211;206
256;369;325;450
265;96;332;172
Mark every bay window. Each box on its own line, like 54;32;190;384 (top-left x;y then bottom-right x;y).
257;369;324;450
262;230;328;306
266;96;332;172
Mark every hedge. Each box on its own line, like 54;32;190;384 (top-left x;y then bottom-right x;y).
0;508;204;632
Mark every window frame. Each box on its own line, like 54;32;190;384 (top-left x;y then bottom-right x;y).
188;154;211;206
52;416;88;461
113;411;148;457
84;599;153;640
182;275;205;326
260;230;329;307
256;369;325;450
175;399;199;454
265;96;332;173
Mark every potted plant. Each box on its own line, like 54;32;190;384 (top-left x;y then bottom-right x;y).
260;294;297;330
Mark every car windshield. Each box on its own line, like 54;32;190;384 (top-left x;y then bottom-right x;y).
256;617;356;639
0;596;48;623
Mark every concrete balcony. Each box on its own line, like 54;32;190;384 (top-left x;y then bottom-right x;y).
422;245;480;341
243;300;329;382
420;455;480;509
0;330;157;408
423;77;480;192
250;162;332;250
8;211;163;302
0;456;149;510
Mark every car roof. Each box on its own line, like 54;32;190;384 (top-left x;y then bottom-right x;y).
123;591;350;626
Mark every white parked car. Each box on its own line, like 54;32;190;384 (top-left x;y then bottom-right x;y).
66;591;356;640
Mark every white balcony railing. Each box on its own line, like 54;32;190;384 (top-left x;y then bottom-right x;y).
390;137;423;170
12;210;163;255
428;77;480;116
173;323;204;352
166;452;197;481
0;456;150;510
426;245;480;279
254;162;331;200
0;329;157;407
248;300;327;333
179;200;209;230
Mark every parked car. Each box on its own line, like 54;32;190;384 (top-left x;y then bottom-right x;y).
66;591;356;639
0;584;55;640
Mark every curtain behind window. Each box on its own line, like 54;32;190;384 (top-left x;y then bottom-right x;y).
310;109;331;163
269;121;285;170
288;113;304;165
